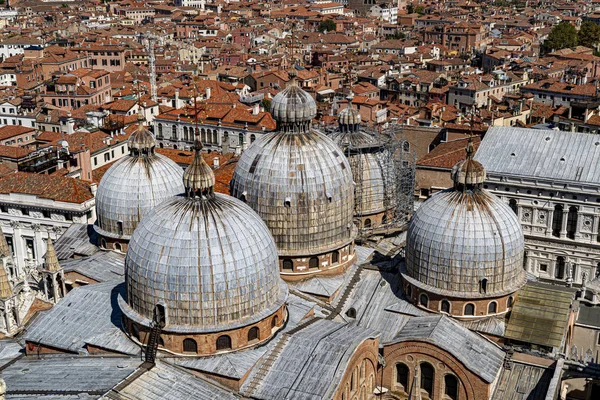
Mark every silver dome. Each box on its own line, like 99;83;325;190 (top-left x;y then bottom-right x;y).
231;130;355;256
123;144;287;332
404;141;525;297
329;131;394;217
337;92;361;132
95;154;184;239
124;194;287;332
270;71;317;128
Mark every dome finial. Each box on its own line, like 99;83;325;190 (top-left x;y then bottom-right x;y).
128;112;156;156
183;135;215;199
451;136;485;191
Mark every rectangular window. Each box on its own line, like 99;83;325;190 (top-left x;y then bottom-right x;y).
540;264;548;272
25;237;35;259
22;208;29;216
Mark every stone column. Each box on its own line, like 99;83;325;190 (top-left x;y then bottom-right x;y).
9;222;24;277
32;225;43;266
560;211;568;239
547;208;554;238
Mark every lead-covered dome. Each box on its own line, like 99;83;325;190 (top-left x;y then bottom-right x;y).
269;70;317;129
231;74;355;257
95;116;184;242
337;92;361;132
122;138;287;333
404;138;526;297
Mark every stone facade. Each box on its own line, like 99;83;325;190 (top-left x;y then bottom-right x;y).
332;337;379;400
278;244;356;282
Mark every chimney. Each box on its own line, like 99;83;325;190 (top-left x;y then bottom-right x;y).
213;157;220;168
205;87;211;100
175;90;180;107
90;182;98;197
252;103;260;115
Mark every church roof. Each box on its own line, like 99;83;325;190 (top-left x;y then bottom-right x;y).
476;127;600;187
391;315;505;384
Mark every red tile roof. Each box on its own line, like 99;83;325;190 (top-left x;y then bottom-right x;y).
0;172;93;203
417;136;481;169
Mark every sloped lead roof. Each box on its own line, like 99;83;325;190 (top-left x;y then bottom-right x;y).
475;127;600;186
391;315;504;384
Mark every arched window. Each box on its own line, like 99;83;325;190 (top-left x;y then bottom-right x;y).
507;296;514;308
158;123;163;138
420;362;434;396
332;251;339;264
171;125;177;140
382;214;387;224
212;130;218;144
183;126;188;141
201;128;207;143
183;338;197;353
480;278;488;294
216;335;232;351
250;134;256;143
282;259;293;270
556;256;565;280
419;293;429;308
248;327;259;342
402;141;410;152
464;303;475;316
444;374;458;400
346;307;357;318
441;300;450;313
100;238;107;249
488;301;497;314
239;132;244;146
552;204;563;237
396;363;409;389
509;199;518;215
309;257;319;269
567;206;578;240
364;218;371;228
271;316;278;328
114;242;122;252
153;304;166;327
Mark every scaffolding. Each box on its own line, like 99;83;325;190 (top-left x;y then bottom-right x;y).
324;122;416;241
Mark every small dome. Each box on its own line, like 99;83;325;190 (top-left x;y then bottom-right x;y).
95;120;184;239
124;141;287;332
404;141;525;297
338;92;361;132
270;70;317;128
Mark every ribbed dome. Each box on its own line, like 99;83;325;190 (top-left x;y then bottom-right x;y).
338;92;361;132
404;144;525;297
270;71;317;129
128;114;156;155
95;152;184;239
123;139;287;331
231;130;355;256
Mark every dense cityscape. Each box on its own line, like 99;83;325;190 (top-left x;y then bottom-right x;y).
0;0;597;399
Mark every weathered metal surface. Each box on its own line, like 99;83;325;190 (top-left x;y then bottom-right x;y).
244;319;379;400
53;223;100;260
504;282;574;349
61;251;124;283
270;75;317;125
103;360;238;400
405;187;526;297
95;153;184;239
392;315;505;384
24;282;139;355
2;356;140;395
492;360;556;400
475;127;600;186
124;192;287;332
231;130;355;257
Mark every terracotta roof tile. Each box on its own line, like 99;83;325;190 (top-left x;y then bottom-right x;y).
417;136;481;169
0;172;93;203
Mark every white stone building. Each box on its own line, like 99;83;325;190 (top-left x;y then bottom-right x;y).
0;173;96;270
476;127;600;286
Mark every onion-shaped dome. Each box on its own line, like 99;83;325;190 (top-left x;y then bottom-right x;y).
338;92;361;133
122;136;287;332
231;76;355;256
269;70;317;132
404;138;526;297
95;114;184;240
